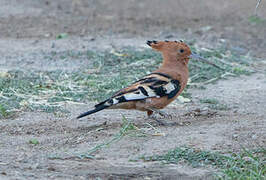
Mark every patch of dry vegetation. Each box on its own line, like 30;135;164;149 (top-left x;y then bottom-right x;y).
0;44;254;118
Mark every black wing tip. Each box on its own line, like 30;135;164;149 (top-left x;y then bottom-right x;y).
76;115;83;119
76;104;109;119
76;112;89;119
76;109;98;119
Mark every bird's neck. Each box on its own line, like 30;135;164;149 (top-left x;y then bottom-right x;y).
162;53;189;66
158;53;189;79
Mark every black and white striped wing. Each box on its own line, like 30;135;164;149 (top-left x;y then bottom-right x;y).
97;73;181;108
77;73;181;119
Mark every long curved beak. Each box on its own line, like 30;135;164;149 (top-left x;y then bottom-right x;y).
189;52;224;70
189;52;206;61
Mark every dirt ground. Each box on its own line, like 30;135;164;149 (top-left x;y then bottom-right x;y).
0;0;266;179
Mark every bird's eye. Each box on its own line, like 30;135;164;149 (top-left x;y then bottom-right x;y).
179;49;184;53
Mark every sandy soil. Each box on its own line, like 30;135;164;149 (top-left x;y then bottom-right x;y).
0;0;266;179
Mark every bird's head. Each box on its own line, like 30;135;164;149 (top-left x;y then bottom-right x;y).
146;40;220;71
147;40;211;66
147;40;192;60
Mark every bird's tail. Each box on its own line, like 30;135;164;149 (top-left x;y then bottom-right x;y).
77;100;109;119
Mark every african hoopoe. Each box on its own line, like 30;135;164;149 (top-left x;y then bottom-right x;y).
77;40;203;119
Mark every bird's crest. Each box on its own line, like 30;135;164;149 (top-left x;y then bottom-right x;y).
147;40;189;51
147;40;191;60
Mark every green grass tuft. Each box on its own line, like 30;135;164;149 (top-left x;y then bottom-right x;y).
29;139;40;145
56;33;68;40
248;16;266;25
209;104;230;111
200;98;230;111
0;104;10;118
200;98;219;104
141;147;266;179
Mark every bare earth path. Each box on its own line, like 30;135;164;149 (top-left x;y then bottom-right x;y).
0;0;266;179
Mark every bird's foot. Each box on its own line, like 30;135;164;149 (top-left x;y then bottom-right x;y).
147;109;181;126
148;115;168;126
148;108;172;119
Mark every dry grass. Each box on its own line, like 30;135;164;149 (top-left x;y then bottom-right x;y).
0;44;254;118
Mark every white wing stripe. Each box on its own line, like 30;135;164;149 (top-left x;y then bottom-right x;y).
164;82;176;93
124;93;147;101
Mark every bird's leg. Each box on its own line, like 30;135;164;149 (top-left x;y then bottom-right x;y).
147;110;153;116
147;109;180;127
148;108;172;119
146;109;171;126
149;116;168;126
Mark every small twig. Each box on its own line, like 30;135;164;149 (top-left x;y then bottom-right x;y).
189;73;199;82
254;0;262;16
221;72;236;78
196;58;226;71
203;77;219;85
145;122;159;131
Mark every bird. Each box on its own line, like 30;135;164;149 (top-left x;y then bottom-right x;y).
77;40;199;120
